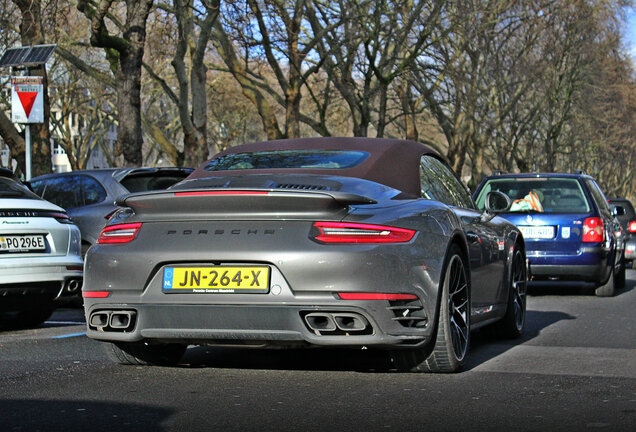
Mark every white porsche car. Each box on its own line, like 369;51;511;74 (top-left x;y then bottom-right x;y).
1;168;83;328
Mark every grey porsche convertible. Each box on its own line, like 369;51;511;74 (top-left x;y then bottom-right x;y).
83;138;527;372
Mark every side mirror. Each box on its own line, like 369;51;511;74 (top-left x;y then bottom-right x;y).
480;191;512;222
612;205;625;217
485;191;512;213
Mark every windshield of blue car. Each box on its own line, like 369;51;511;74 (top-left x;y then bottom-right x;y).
204;150;369;171
0;178;40;199
475;178;590;213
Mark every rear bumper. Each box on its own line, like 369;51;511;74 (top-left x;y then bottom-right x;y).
0;258;84;310
84;302;431;349
527;247;610;283
529;264;606;282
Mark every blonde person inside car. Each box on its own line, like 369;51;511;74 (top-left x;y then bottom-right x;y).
511;189;544;212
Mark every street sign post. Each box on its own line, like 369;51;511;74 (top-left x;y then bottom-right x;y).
0;44;56;180
10;76;44;180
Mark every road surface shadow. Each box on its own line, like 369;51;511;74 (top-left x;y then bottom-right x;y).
527;269;635;297
464;309;575;371
179;307;575;374
0;399;171;432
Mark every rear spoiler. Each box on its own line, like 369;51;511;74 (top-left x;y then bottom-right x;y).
115;189;377;219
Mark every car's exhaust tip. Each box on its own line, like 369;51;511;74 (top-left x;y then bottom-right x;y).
89;309;137;332
304;313;337;332
303;312;371;335
64;278;82;294
89;311;110;329
333;313;368;332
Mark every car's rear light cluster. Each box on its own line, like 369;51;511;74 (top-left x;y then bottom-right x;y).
97;223;142;244
582;217;604;242
629;221;636;233
311;222;416;244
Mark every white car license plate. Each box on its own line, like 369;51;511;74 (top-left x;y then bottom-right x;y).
519;226;555;239
0;234;46;252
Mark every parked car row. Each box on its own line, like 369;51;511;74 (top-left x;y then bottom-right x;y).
2;138;632;373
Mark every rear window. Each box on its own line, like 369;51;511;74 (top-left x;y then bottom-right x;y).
0;177;40;200
204;150;369;172
120;174;189;193
475;177;590;213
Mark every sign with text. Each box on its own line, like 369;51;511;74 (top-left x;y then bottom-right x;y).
11;76;44;123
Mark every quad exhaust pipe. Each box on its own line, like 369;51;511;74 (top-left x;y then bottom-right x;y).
304;312;369;335
89;310;137;332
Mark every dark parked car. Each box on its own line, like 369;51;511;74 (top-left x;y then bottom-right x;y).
30;167;193;254
1;168;83;328
608;198;636;266
83;138;527;373
474;172;624;296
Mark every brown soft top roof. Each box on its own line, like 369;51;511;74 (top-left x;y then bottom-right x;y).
189;137;440;196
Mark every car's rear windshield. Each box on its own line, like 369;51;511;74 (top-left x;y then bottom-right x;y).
475;177;590;213
0;177;40;200
204;150;369;172
120;174;189;193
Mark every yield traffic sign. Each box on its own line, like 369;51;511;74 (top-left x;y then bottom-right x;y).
11;76;44;123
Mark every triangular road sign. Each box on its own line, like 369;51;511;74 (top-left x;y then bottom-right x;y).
17;91;38;118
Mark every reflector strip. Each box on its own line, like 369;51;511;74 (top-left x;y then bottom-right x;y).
66;266;83;271
174;191;270;196
83;291;110;298
338;293;419;300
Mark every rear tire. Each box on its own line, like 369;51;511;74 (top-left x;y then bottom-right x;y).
595;267;615;297
615;255;626;290
391;245;470;373
104;341;187;366
492;246;527;339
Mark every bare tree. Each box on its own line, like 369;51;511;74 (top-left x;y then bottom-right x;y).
307;0;443;137
77;0;154;167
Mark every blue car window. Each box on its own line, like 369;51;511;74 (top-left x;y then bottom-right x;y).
476;177;590;213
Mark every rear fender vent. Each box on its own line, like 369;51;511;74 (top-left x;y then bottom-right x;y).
388;299;428;328
275;183;328;191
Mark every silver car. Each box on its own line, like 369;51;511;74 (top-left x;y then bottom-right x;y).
83;138;526;372
1;168;83;328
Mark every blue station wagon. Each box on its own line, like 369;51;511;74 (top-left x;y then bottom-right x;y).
473;172;624;296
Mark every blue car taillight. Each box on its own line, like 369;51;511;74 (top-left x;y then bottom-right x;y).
582;217;604;242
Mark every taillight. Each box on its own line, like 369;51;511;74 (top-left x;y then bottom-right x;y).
629;221;636;233
50;212;73;224
97;222;142;244
311;221;416;244
582;217;604;242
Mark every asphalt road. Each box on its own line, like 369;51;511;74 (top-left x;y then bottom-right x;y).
1;273;634;432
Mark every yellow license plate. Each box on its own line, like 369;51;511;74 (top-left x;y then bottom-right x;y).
163;266;270;294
